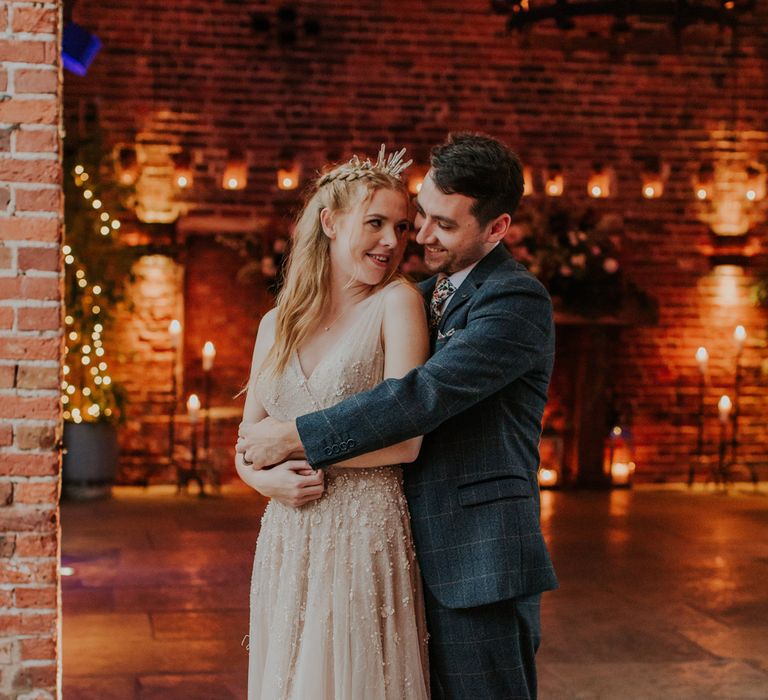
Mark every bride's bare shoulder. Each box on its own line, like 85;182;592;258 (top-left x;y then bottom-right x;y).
383;278;423;304
260;306;278;326
255;307;278;344
382;279;426;321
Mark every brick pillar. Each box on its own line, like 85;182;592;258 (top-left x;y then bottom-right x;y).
0;2;63;699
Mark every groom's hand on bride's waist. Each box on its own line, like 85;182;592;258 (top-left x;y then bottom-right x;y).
237;417;304;469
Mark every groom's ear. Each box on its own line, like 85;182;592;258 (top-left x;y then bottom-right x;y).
486;213;512;244
319;208;336;239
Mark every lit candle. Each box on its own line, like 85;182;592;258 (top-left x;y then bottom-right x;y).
718;394;732;424
169;319;182;349
695;346;709;374
277;166;299;191
611;462;634;486
537;468;558;488
545;174;564;197
202;341;216;372
734;325;746;352
187;393;201;424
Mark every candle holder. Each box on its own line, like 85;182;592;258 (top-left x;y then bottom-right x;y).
167;319;182;471
689;346;708;487
731;347;742;475
731;328;744;474
730;327;759;487
180;393;206;497
716;417;729;488
715;394;732;488
202;341;216;457
168;354;177;461
203;370;212;455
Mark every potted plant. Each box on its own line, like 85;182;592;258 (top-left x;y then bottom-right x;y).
61;136;140;499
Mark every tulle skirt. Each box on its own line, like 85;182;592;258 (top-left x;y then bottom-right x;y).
247;466;430;700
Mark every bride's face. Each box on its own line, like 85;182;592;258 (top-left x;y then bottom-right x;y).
325;187;410;286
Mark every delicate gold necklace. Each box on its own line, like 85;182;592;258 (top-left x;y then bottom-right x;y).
322;304;353;332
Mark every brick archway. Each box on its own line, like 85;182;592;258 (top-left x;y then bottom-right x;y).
0;2;63;697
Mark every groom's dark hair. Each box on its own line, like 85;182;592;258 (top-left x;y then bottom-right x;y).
429;132;525;227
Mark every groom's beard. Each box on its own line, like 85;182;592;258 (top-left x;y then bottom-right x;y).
423;241;486;276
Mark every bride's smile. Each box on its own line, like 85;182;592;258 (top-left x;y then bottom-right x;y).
323;187;411;287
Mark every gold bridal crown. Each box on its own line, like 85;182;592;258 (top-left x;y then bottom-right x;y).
318;144;413;187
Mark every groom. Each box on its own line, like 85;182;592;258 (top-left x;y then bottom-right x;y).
238;132;557;699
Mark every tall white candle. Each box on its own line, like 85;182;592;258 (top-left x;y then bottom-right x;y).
187;393;201;423
169;319;182;349
734;325;746;352
695;346;709;374
718;394;732;424
202;341;216;372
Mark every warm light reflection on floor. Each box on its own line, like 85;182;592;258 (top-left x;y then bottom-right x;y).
60;483;768;698
608;488;631;518
540;488;555;524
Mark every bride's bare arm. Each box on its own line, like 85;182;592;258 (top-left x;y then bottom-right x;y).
235;309;273;481
235;310;325;504
331;282;428;468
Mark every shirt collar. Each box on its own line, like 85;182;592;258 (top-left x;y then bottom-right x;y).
444;242;500;291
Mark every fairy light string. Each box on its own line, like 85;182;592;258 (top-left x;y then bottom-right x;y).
62;163;122;423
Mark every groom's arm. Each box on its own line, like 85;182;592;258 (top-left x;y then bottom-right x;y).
297;273;554;468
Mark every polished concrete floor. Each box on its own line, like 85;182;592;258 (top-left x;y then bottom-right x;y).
61;483;768;699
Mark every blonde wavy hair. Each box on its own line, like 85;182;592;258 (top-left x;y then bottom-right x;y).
240;158;411;394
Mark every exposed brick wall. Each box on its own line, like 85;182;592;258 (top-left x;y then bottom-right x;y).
62;0;768;483
0;2;63;698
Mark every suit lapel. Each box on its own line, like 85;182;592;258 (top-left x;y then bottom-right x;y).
438;244;513;331
418;275;438;303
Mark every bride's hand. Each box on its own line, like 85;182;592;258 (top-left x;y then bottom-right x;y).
239;459;324;508
237;417;302;469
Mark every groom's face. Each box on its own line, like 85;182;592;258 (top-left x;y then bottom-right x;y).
414;173;495;276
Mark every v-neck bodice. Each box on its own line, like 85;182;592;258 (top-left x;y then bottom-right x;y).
254;284;391;419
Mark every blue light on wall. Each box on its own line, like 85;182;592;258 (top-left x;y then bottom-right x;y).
62;22;101;76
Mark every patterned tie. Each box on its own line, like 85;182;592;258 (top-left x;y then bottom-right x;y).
429;276;456;331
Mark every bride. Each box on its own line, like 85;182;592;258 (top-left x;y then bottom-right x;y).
235;147;430;699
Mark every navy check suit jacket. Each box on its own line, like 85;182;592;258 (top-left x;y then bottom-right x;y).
296;244;558;609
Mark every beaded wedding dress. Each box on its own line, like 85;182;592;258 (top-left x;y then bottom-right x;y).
248;284;430;700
